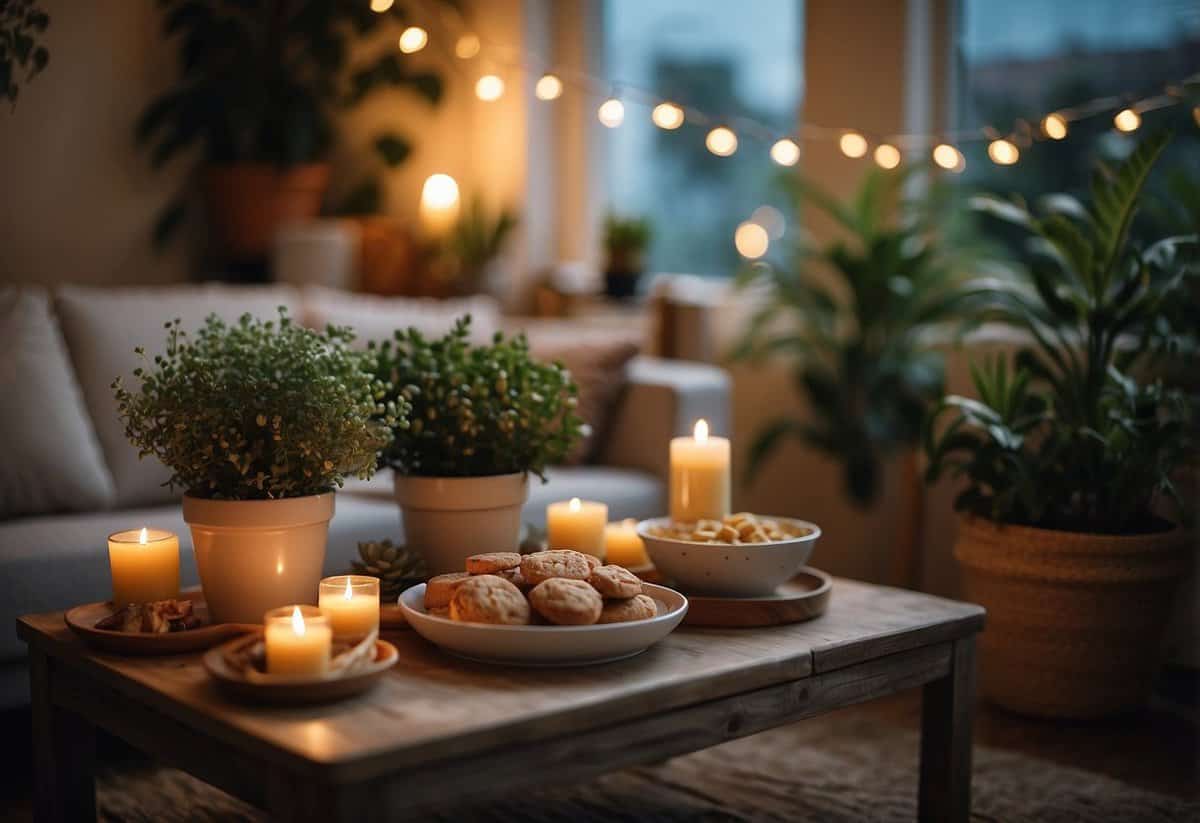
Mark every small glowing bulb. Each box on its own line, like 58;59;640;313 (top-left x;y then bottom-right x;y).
139;527;148;545
475;74;504;102
343;577;354;600
651;102;684;130
569;497;582;513
734;222;770;259
275;558;284;576
706;126;738;157
1114;108;1140;133
1042;113;1068;140
873;143;901;169
597;98;624;128
421;173;459;209
291;605;306;637
370;0;394;12
535;73;563;101
455;33;481;59
932;143;965;172
839;131;868;158
694;419;709;442
770;138;800;166
987;138;1019;165
398;26;428;54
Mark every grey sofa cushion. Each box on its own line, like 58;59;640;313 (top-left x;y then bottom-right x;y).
0;287;116;518
54;285;301;508
301;285;499;347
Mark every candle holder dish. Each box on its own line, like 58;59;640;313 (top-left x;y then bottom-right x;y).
680;568;832;627
65;589;258;656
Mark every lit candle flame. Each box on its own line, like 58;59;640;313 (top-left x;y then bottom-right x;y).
694;419;709;442
291;605;306;638
139;527;148;545
569;497;581;513
344;577;354;601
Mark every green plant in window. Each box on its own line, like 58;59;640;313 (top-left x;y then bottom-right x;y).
604;213;654;272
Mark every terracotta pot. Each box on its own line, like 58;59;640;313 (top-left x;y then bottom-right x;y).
203;164;330;260
394;473;529;575
955;515;1186;718
183;493;334;625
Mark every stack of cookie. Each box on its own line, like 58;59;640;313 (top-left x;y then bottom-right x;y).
423;549;658;626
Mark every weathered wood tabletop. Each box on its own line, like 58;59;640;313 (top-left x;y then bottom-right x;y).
19;577;984;823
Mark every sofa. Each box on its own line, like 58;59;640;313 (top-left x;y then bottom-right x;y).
0;284;731;705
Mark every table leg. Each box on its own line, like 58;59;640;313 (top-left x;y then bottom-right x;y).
918;637;976;823
30;651;97;823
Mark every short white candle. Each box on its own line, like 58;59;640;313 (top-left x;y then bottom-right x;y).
547;497;608;559
318;575;380;638
669;419;731;522
419;173;460;239
604;519;650;568
107;527;180;607
264;605;331;676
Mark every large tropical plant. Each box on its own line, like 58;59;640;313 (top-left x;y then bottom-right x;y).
925;131;1197;534
734;168;986;505
0;0;49;110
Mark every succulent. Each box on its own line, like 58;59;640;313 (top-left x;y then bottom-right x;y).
350;540;427;601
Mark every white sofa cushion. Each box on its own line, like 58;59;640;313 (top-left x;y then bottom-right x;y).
301;285;499;348
0;287;116;518
54;285;301;508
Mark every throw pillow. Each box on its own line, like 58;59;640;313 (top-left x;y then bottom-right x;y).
300;285;500;349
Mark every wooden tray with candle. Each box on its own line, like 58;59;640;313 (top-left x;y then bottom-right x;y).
680;568;832;628
65;589;259;656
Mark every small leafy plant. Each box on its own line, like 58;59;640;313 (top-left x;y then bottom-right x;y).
925;132;1197;534
371;316;584;479
443;195;519;294
113;309;403;500
604;213;653;271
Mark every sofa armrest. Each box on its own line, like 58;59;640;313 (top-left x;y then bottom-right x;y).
598;356;732;481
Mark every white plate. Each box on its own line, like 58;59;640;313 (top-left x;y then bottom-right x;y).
399;582;688;667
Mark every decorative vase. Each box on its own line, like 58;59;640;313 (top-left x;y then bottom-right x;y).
393;473;529;575
182;493;334;625
954;515;1186;718
203;164;330;260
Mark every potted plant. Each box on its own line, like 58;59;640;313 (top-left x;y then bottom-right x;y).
925;132;1197;717
138;0;444;257
371;316;584;574
441;195;519;296
113;310;403;624
603;213;653;299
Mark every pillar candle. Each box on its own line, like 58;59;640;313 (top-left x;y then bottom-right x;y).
546;497;608;559
669;419;731;522
604;519;650;568
318;575;380;638
419;173;460;239
264;605;331;676
107;528;180;607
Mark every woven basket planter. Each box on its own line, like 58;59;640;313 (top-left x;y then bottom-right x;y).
955;516;1186;718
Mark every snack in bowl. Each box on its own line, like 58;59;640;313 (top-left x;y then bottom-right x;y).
520;550;595;584
95;599;204;634
648;512;812;545
529;578;604;625
424;572;471;609
598;593;657;624
450;575;532;625
465;552;522;575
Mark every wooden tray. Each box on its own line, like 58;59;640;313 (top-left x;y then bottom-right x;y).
203;636;398;705
681;567;832;627
65;590;258;656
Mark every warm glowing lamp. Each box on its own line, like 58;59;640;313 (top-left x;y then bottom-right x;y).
398;26;428;54
419;173;460;238
873;143;901;169
770;138;800;166
987;138;1019;165
839;131;868;158
1042;113;1068;140
932;143;965;172
455;33;481;59
706;126;738;157
475;74;504;101
651;102;684;130
1113;108;1141;133
734;222;769;259
535;73;563;101
370;0;394;12
597;98;625;128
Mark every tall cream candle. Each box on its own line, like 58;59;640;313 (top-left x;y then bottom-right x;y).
264;605;331;676
318;575;380;638
669;419;731;522
107;527;180;607
546;497;608;559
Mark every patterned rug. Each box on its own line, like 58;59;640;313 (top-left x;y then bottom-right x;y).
96;707;1198;822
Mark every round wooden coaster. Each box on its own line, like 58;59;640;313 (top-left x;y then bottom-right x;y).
680;567;832;627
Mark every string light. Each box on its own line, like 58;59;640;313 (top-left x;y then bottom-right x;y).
535;73;563;101
1114;107;1141;132
987;138;1019;165
1042;112;1068;140
651;102;685;130
598;98;625;128
873;143;901;169
370;0;394;11
475;74;504;102
706;126;738;157
454;33;481;59
769;138;800;166
1193;106;1200;127
734;222;769;259
838;131;868;158
932;143;965;172
398;26;428;54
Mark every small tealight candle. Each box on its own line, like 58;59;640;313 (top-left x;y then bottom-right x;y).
604;519;650;569
546;497;608;559
107;527;180;607
669;419;731;522
264;605;331;676
318;575;380;638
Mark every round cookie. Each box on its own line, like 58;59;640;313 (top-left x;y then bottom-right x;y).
528;578;603;625
424;572;470;609
521;550;594;584
466;552;522;575
589;564;643;599
494;566;531;589
449;575;531;625
597;593;657;624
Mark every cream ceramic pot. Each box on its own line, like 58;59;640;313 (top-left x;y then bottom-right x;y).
183;493;334;625
394;473;528;575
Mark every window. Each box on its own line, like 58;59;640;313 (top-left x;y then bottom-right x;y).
601;0;804;277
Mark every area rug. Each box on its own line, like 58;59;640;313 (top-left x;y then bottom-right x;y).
96;708;1198;822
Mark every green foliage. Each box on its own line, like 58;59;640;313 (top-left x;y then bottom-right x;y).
0;0;50;110
371;316;584;480
734;167;988;506
603;213;654;255
443;195;519;293
112;309;404;500
138;0;445;242
926;132;1198;534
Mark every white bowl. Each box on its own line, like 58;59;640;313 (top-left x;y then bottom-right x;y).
637;516;821;597
399;582;688;667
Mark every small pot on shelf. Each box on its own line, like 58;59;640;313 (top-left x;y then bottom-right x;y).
603;248;644;300
203;163;330;260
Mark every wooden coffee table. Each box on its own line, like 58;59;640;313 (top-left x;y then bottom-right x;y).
19;578;983;822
